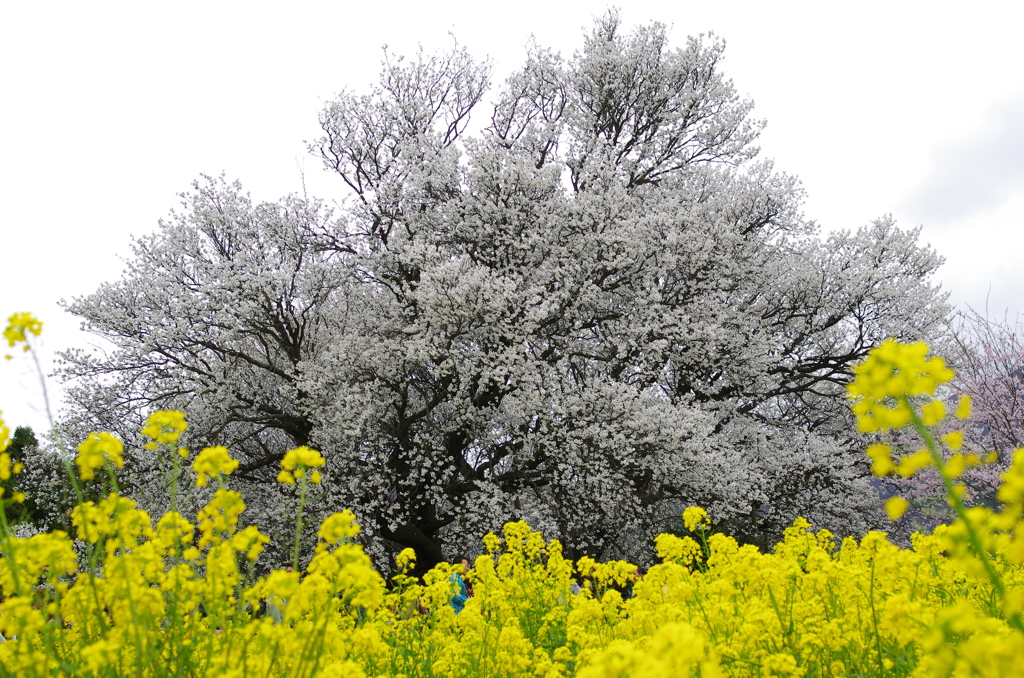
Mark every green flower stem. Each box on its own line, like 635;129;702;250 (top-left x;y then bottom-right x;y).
169;445;181;515
22;332;105;589
293;472;309;572
696;526;710;571
106;462;120;495
26;335;54;432
868;559;886;676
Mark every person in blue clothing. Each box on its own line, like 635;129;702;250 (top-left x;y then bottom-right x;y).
449;556;470;614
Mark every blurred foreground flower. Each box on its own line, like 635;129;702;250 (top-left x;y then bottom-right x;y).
3;312;42;358
75;432;124;481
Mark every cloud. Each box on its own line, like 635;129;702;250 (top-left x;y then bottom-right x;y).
904;90;1024;224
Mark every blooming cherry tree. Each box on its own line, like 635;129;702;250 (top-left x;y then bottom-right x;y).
59;11;950;573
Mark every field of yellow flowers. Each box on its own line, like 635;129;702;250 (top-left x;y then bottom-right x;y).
2;314;1023;677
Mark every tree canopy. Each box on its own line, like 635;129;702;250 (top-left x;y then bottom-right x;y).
60;11;949;574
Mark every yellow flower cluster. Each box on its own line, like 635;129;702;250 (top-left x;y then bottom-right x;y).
196;488;247;548
683;505;710;532
848;340;1024;626
846;339;954;433
0;449;26;503
2;489;1024;676
192;445;240;487
3;312;42;357
74;431;124;481
0;410;10;451
1;341;1023;677
141;409;189;450
277;445;325;485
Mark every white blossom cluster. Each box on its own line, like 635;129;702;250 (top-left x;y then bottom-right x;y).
55;11;949;573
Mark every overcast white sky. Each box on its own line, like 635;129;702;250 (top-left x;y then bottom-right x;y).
2;0;1023;434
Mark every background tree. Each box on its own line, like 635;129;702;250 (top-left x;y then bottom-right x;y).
0;427;93;534
2;426;37;526
950;308;1024;456
5;426;37;462
59;11;950;575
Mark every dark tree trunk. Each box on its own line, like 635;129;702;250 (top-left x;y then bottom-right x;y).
381;520;446;581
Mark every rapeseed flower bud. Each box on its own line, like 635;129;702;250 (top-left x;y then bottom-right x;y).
192;445;239;487
75;432;124;481
141;410;188;449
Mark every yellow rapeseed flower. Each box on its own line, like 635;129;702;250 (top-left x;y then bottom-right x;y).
942;430;964;450
896;449;933;478
75;432;124;481
846;339;953;432
997;449;1024;505
80;638;120;674
920;399;947;426
192;445;239;487
318;510;361;546
885;496;910;520
231;525;271;561
141;410;189;449
3;312;42;350
867;443;895;476
0;452;16;481
945;454;967;478
395;547;416;571
955;395;972;420
8;335;1024;677
0;411;10;452
277;446;325;485
196;489;246;547
682;506;710;532
654;533;703;566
